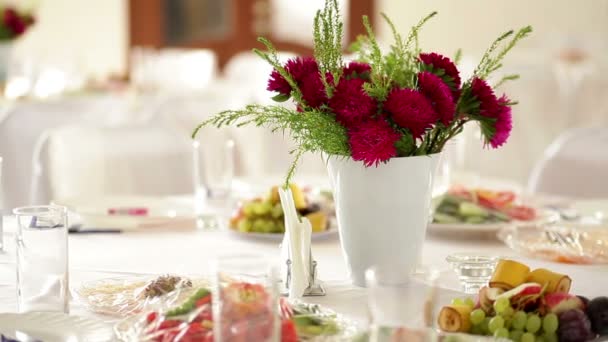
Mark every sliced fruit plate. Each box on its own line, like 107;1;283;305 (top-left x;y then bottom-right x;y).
437;259;608;342
113;284;360;341
228;184;339;241
429;187;558;234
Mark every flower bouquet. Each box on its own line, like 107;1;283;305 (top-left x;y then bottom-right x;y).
194;0;531;285
0;5;34;39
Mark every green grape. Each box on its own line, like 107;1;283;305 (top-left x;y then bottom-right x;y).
493;297;510;314
536;336;546;342
451;298;464;305
521;332;535;342
510;329;524;342
481;317;491;335
488;316;505;333
253;201;272;215
512;311;527;330
270;203;283;219
526;314;541;334
237;218;252;232
276;221;285;233
252;219;266;232
493;327;509;338
242;203;255;216
261;219;275;233
542;313;558;334
470;309;486;325
470;324;484;335
502;305;514;317
542;332;558;342
464;297;475;308
504;318;512;329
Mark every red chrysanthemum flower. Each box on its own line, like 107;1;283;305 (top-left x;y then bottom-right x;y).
383;88;437;139
417;71;455;126
489;95;513;148
3;8;25;35
267;69;291;95
419;52;461;99
267;57;320;95
267;57;329;108
329;78;376;126
348;118;401;167
299;71;333;109
470;77;499;118
342;61;371;81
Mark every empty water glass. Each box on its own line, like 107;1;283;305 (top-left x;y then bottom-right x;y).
192;129;235;229
212;254;279;342
366;266;439;342
14;205;69;313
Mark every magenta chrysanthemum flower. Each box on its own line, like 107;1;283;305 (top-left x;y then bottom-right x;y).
329;78;376;126
417;71;455;126
419;52;461;99
299;71;334;109
383;88;437;139
348;118;401;167
470;77;499;118
342;61;371;80
489;95;513;148
267;57;321;96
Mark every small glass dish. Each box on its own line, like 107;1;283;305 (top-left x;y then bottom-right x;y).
445;253;500;294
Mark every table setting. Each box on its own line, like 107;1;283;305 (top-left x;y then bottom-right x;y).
1;1;608;342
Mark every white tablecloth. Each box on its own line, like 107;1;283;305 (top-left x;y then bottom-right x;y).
1;215;607;336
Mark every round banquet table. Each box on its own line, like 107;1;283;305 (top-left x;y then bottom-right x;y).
1;215;607;335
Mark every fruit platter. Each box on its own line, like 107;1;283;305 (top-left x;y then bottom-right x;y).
114;280;358;341
430;187;556;233
437;259;608;341
229;184;337;241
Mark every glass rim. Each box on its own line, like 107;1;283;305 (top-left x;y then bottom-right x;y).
445;253;502;264
13;205;68;216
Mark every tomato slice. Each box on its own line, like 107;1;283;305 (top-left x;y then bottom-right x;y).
281;319;298;342
476;190;516;209
195;295;211;308
505;205;536;221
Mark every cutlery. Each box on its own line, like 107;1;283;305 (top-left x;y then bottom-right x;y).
68;224;122;234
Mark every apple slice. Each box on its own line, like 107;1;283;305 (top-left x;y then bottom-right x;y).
544;292;585;314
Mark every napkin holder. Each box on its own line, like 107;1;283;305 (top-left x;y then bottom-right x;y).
282;248;326;296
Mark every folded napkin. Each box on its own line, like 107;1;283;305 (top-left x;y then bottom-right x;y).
279;186;312;298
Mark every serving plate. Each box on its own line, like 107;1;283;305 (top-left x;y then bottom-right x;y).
428;209;559;234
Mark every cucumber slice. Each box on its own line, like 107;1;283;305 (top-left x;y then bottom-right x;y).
465;215;486;224
489;210;510;222
433;212;462;224
458;202;489;218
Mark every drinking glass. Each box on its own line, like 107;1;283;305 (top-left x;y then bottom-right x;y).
13;205;69;313
366;266;439;342
192;129;235;229
212;254;279;342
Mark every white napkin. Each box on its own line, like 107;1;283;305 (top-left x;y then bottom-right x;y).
279;187;312;298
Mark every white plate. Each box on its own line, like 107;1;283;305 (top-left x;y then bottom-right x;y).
0;312;113;342
226;226;339;242
428;209;559;234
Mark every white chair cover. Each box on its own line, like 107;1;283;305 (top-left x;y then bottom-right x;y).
527;126;608;198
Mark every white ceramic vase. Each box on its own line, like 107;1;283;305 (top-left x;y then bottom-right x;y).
326;154;439;287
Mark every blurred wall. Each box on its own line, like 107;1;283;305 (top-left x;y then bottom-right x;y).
14;0;127;79
11;0;607;79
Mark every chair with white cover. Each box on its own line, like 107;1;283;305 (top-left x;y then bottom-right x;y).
42;124;193;204
527;126;608;198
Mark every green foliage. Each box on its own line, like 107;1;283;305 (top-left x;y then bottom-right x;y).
474;26;533;79
395;132;416;157
313;0;344;97
192;104;350;185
